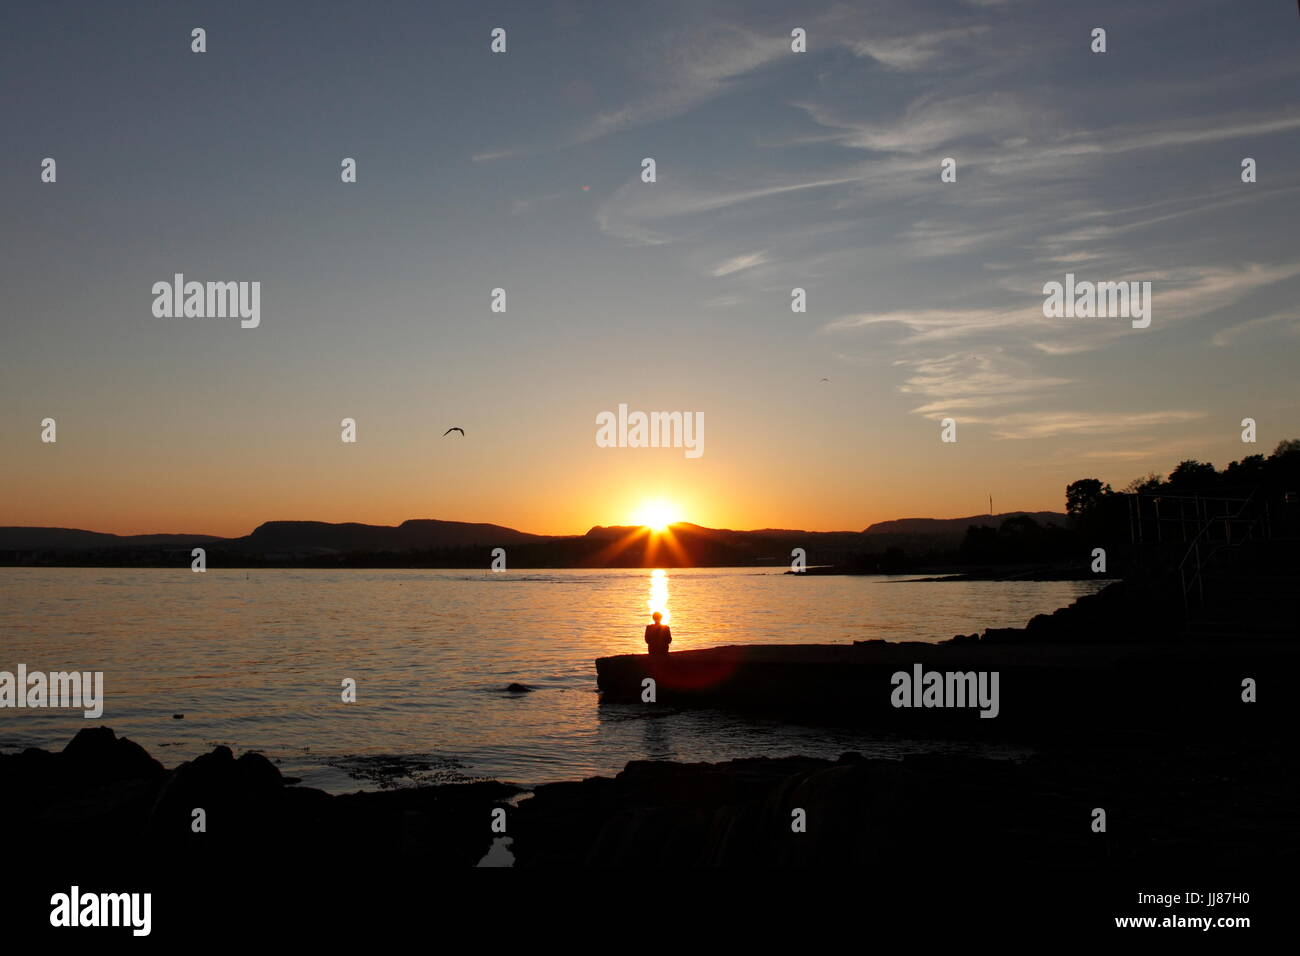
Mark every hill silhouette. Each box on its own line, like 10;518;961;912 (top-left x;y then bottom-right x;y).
863;511;1066;536
234;519;552;553
0;511;1066;568
0;527;223;551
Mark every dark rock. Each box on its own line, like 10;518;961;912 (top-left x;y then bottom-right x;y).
5;724;1295;876
511;741;1297;869
61;726;165;782
979;627;1027;643
7;728;523;875
504;682;534;693
145;744;288;848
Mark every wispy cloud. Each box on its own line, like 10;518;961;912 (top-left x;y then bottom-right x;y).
849;26;992;71
557;17;808;149
823;306;1039;342
1142;262;1300;320
1211;307;1300;347
981;410;1206;441
794;91;1053;154
596;174;858;245
896;350;1072;417
709;251;769;276
1075;437;1216;463
471;149;516;163
826;260;1300;352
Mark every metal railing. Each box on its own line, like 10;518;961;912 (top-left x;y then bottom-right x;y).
1175;489;1266;618
1125;491;1255;547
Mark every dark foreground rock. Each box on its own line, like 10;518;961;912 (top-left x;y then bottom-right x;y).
1;727;519;871
3;726;1295;882
511;742;1297;868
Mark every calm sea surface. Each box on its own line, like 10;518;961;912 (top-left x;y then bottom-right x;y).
0;568;1105;791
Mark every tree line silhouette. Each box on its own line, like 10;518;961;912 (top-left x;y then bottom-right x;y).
988;438;1300;571
847;439;1300;574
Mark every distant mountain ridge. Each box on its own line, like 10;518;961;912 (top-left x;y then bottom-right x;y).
864;512;1067;535
0;510;1069;567
236;519;554;553
0;528;225;551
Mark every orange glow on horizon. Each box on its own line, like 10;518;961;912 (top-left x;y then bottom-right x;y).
2;433;1078;539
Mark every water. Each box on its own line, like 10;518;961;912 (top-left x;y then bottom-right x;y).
0;567;1106;791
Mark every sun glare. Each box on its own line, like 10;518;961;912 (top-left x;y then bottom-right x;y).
632;499;681;532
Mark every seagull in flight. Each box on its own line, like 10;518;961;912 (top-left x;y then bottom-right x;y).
443;427;465;437
819;378;830;382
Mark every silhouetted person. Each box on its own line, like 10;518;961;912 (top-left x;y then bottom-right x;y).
644;612;671;656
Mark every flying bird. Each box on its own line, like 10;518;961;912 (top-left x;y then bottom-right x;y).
443;427;465;437
819;378;830;382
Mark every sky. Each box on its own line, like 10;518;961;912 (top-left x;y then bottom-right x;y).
1;0;1298;537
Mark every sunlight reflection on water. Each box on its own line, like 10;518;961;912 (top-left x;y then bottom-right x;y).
0;568;1105;792
647;568;670;624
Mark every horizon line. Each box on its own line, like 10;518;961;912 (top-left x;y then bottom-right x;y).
0;507;1072;542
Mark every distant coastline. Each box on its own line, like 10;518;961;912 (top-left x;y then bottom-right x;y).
0;510;1069;570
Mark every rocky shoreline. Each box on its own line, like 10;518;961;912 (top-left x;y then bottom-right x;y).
6;578;1294;888
5;706;1295;874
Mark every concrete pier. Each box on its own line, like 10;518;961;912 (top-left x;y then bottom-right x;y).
596;639;1295;736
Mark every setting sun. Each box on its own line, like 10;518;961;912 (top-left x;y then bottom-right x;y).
631;499;682;532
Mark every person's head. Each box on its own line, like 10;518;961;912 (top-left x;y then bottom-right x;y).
652;612;662;623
